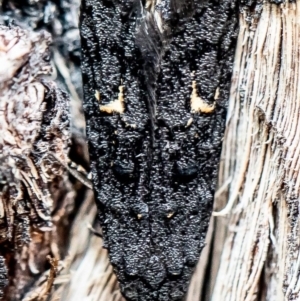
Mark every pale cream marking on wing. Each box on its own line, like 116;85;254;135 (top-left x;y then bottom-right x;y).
95;90;100;101
214;87;220;100
190;81;215;113
99;85;125;114
167;212;174;219
185;117;193;128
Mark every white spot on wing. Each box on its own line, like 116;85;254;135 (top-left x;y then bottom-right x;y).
190;81;215;114
99;85;125;114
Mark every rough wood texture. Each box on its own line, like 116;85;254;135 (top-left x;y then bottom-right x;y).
209;1;300;300
0;24;74;300
1;1;300;301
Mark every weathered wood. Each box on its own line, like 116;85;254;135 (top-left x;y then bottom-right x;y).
1;1;300;301
209;2;300;300
0;24;73;300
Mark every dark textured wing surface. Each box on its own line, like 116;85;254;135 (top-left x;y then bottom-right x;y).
80;2;153;296
80;1;238;300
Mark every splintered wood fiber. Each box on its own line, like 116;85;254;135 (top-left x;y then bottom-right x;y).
1;1;300;301
210;2;300;301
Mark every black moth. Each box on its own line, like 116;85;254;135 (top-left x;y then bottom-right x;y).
79;1;238;300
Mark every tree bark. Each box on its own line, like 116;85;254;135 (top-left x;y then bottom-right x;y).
208;2;300;300
1;1;300;301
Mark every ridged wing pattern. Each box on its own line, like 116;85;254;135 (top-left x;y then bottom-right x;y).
80;1;238;300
